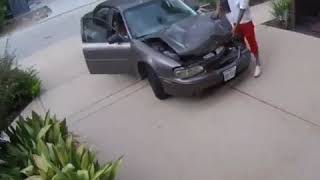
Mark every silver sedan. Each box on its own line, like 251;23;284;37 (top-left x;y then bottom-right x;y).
81;0;251;100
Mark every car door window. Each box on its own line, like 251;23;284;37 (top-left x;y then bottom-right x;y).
82;17;109;43
94;7;113;26
107;12;129;44
82;8;113;43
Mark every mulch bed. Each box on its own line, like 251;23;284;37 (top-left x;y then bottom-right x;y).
264;19;288;29
264;18;320;39
250;0;269;6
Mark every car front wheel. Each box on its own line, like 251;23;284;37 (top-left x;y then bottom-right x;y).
146;66;169;100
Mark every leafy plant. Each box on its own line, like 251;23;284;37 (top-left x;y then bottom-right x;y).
271;0;292;28
0;165;21;180
0;0;7;29
0;49;41;131
0;112;122;180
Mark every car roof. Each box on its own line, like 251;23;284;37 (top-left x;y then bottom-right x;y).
98;0;154;12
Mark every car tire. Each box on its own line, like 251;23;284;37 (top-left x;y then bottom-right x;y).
146;66;170;100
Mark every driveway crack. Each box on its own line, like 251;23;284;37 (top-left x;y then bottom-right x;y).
68;80;147;124
230;86;320;128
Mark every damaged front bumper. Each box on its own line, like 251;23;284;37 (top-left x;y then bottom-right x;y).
160;48;251;96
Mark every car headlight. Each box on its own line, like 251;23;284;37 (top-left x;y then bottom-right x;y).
174;65;204;79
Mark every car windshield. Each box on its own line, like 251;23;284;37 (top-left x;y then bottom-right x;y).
124;0;197;38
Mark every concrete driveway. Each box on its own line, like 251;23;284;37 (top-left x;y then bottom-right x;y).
17;2;320;180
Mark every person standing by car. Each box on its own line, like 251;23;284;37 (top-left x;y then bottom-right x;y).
216;0;262;77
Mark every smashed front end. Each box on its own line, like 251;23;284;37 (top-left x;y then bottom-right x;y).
143;14;234;56
142;14;251;95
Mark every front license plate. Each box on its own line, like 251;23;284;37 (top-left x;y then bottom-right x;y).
223;66;237;81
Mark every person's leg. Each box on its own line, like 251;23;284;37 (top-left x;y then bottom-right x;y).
242;21;262;77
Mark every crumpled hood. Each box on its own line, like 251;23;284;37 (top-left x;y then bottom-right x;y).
158;14;232;56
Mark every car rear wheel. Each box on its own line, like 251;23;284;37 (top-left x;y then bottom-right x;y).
146;66;170;100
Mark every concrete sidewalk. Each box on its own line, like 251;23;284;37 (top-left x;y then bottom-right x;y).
17;1;320;180
70;26;320;180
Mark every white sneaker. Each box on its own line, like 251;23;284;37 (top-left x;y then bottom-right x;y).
254;65;262;78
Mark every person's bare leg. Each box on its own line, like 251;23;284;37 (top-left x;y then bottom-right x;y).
255;54;261;65
254;53;262;77
243;22;261;78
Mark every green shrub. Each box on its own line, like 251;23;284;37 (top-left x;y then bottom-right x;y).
271;0;292;28
0;112;122;180
0;52;41;131
0;0;7;29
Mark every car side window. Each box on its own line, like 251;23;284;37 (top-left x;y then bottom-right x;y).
94;7;113;26
82;8;114;43
107;12;129;44
82;17;110;43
